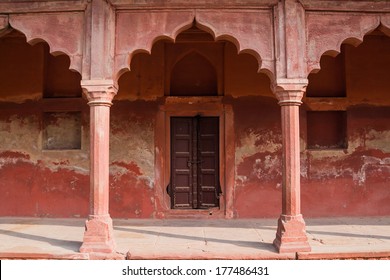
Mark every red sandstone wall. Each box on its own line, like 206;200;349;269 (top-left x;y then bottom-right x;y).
109;101;157;218
0;34;89;218
301;107;390;217
0;107;89;217
232;96;282;218
0;30;389;219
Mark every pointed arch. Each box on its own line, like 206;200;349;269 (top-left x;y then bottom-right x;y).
170;51;218;96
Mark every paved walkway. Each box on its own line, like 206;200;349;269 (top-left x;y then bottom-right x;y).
0;217;390;259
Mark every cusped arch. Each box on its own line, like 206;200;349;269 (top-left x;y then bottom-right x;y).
114;10;276;83
2;26;81;75
306;12;384;75
8;13;84;74
194;21;264;74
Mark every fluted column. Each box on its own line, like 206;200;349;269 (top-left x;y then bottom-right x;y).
80;79;117;254
273;79;311;253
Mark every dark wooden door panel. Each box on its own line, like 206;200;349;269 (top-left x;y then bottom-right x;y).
198;117;219;208
171;117;193;208
171;116;219;209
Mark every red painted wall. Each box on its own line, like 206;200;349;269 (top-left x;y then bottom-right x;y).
0;28;389;219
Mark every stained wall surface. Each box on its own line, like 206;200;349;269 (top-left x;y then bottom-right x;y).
0;25;389;219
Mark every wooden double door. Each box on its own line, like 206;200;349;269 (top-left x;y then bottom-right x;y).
170;116;220;209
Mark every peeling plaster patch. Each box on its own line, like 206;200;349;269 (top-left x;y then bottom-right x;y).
235;130;281;165
304;127;390;186
110;164;154;189
0;115;39;151
306;148;390;186
110;117;154;180
347;129;390;154
0;114;89;172
353;156;390;186
236;175;248;186
253;155;281;180
365;130;390;153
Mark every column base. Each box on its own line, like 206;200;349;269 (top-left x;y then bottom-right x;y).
273;214;311;253
80;215;116;254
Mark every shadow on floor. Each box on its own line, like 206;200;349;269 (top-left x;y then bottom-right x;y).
114;226;277;252
307;230;390;240
0;229;82;252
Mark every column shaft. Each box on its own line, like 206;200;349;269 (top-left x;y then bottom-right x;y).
273;81;311;253
80;80;117;255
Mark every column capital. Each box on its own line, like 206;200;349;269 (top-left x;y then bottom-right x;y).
81;79;118;106
273;78;308;106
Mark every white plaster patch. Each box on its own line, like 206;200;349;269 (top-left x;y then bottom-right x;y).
353;156;390;186
110;118;154;179
253;155;281;180
365;130;390;153
0;115;88;173
235;129;281;165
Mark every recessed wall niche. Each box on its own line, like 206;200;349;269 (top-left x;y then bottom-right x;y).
43;111;82;150
306;111;347;149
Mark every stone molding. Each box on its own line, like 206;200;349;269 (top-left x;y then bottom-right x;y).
273;78;307;106
81;79;118;106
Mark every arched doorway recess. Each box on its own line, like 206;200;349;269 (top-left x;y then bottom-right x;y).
115;23;276;219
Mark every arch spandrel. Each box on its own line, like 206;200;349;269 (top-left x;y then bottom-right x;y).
306;12;380;75
114;10;195;80
381;14;390;36
9;13;84;74
0;15;8;31
195;9;274;76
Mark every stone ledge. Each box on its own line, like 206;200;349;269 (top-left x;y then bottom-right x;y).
0;252;89;260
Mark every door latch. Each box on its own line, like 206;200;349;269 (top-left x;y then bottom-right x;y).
187;160;203;167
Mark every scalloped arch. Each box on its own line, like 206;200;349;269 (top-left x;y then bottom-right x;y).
306;13;383;75
114;10;275;83
193;21;264;74
8;13;84;74
0;26;81;76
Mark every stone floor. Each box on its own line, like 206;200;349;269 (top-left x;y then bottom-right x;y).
0;217;390;259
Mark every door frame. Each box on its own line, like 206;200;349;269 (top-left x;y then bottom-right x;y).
155;96;235;218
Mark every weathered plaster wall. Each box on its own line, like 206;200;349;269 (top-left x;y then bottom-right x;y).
0;33;89;217
301;107;390;216
111;31;390;218
109;101;157;218
1;19;389;219
0;105;89;217
232;96;282;218
301;32;390;217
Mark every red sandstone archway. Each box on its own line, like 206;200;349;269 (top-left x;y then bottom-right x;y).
306;12;390;75
302;27;390;217
7;13;84;74
114;11;276;83
112;20;277;219
0;28;87;218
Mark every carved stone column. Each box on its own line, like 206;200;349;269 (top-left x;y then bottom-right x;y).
273;79;311;253
80;79;117;254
